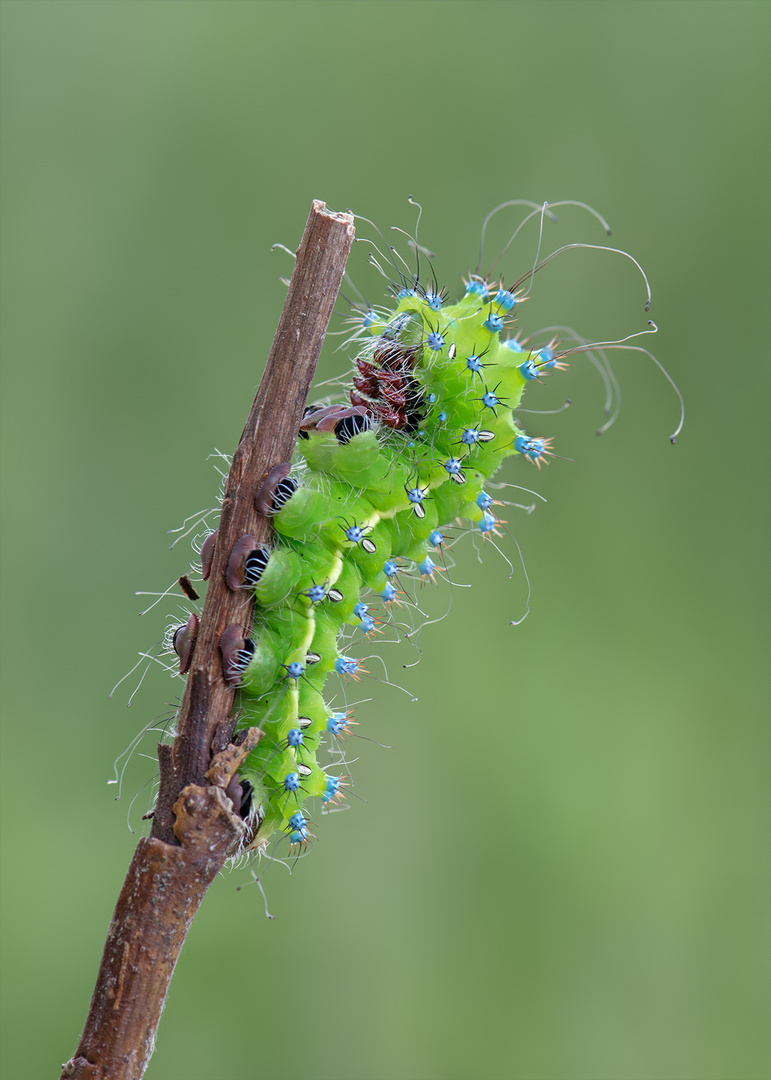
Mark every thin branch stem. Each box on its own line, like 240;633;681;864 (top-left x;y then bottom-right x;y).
61;201;355;1080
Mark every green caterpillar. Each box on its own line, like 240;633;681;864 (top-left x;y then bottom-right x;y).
175;203;682;855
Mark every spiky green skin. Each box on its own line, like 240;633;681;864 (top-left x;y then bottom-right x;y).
237;283;541;848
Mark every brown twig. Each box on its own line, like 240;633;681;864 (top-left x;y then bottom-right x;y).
61;201;355;1080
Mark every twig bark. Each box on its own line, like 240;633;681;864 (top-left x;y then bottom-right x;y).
61;201;355;1080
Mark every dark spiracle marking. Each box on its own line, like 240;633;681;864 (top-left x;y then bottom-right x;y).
238;778;254;819
244;547;271;586
334;412;372;444
256;462;296;516
221;624;256;685
272;476;298;511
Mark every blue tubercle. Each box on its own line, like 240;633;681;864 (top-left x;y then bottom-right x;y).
513;434;553;465
284;661;305;682
464;279;489;299
427;331;445;351
322;776;342;803
326;714;345;736
444;457;463;477
335;655;363;678
287;810;310;847
418;556;436;579
494;289;517;312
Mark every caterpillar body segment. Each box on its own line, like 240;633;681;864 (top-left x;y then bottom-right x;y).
226;280;557;846
183;207;677;854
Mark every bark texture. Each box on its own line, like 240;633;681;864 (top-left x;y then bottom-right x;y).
61;201;355;1080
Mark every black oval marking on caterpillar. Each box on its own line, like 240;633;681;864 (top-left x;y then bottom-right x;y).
238;777;254;819
256;462;297;516
178;575;200;601
334;412;372;444
297;715;313;729
227;534;260;590
172;611;200;675
201;531;217;580
272;477;298;512
305;651;321;665
327;587;344;602
296;763;313;778
244;547;271;587
220;624;255;685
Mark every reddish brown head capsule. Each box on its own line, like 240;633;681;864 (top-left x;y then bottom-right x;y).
352;374;379;396
356;358;377;378
256;462;293;516
201;530;217;580
380;383;408;408
226;533;256;590
172;611;200;675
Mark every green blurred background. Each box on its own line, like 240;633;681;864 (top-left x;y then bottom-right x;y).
2;3;769;1078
